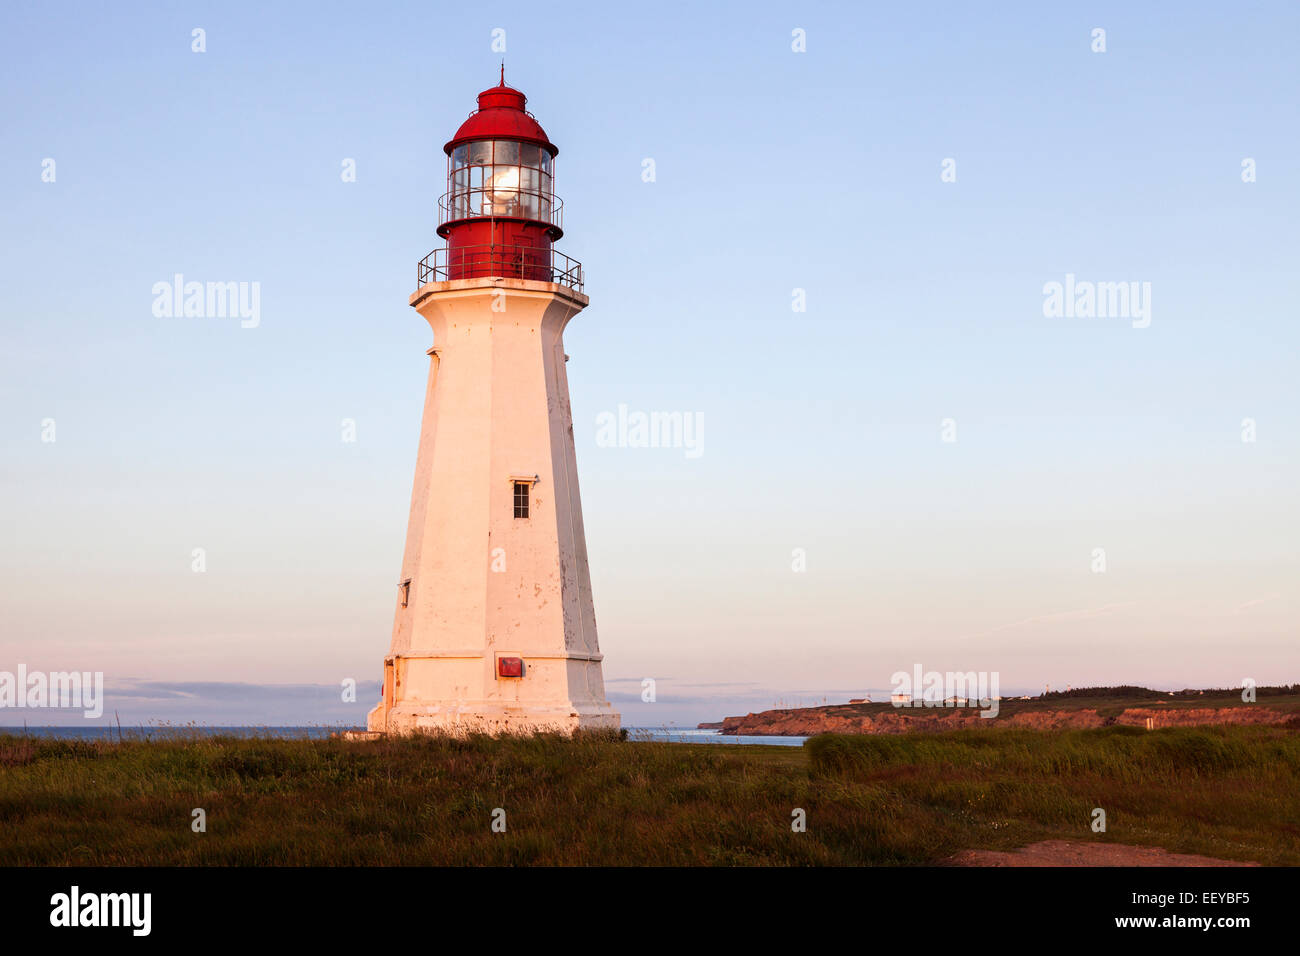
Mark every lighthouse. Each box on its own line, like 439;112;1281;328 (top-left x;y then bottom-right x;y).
365;74;619;735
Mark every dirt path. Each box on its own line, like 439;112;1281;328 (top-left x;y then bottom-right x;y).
945;839;1258;867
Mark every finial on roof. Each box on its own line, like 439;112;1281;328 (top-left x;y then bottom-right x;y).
500;62;505;86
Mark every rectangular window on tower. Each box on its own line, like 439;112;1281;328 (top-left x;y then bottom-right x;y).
513;481;530;519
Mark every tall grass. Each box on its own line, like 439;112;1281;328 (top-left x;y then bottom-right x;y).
807;725;1300;778
806;726;1300;864
1;726;1296;865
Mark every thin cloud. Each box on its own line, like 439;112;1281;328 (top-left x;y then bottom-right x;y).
956;602;1138;641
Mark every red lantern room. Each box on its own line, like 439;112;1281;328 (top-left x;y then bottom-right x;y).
419;70;581;290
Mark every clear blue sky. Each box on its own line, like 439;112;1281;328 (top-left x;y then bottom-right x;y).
2;1;1297;727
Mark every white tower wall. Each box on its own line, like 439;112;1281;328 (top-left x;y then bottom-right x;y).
367;276;619;735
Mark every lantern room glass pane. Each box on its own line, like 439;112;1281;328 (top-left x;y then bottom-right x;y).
468;167;484;213
493;140;519;165
490;165;519;197
445;139;558;223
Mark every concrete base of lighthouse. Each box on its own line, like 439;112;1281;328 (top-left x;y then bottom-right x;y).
365;275;620;738
368;699;619;737
365;651;620;736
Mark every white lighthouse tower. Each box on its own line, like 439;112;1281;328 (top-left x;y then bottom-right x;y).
365;75;619;735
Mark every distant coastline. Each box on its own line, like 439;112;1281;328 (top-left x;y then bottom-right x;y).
709;685;1300;736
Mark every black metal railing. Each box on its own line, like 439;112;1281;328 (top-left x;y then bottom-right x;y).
417;244;584;293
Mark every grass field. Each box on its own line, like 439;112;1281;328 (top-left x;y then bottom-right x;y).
2;725;1297;866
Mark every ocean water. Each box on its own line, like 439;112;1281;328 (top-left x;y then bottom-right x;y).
1;725;807;746
2;726;349;741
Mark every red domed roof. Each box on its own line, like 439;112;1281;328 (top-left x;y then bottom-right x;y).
443;74;558;157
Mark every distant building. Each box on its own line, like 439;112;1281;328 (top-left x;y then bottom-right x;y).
890;692;911;704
